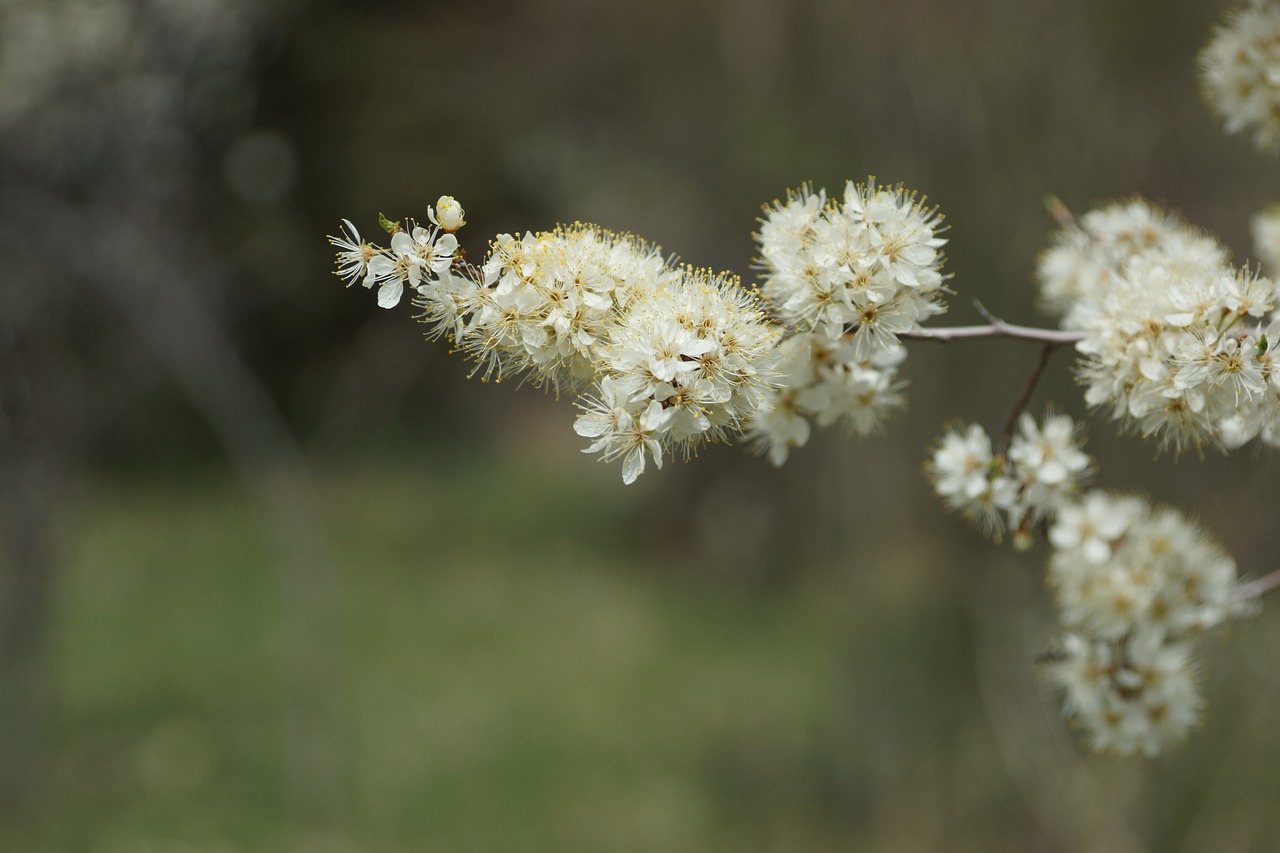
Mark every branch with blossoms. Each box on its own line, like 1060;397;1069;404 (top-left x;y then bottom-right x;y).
326;1;1280;758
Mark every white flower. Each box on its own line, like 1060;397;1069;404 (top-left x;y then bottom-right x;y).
575;381;677;483
327;219;376;285
431;195;466;231
1041;197;1280;453
357;222;461;309
796;363;903;435
444;232;782;482
756;178;948;356
748;390;811;466
1007;413;1092;514
1046;629;1203;757
574;376;635;445
927;422;1021;536
1048;491;1141;564
1048;489;1248;649
1200;2;1280;151
742;178;945;463
930;424;995;506
620;400;676;484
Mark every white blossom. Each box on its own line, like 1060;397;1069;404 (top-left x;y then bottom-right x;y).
927;422;1016;535
347;219;461;309
1046;630;1203;758
335;204;784;482
1048;491;1141;565
1200;1;1280;152
575;385;675;485
1006;412;1092;517
1038;198;1279;453
745;177;943;468
431;195;466;231
327;219;374;285
931;413;1094;542
332;171;1272;759
756;178;948;356
1040;489;1256;755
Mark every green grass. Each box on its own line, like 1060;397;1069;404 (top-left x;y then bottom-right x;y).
8;450;1280;851
6;456;859;851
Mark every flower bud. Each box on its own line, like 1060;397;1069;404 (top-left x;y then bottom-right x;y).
433;195;466;232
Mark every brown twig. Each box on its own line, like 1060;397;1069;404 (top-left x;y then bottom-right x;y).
999;343;1059;453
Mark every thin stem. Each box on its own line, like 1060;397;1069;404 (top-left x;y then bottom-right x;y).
999;343;1058;453
971;298;1000;325
904;322;1087;346
1236;567;1280;600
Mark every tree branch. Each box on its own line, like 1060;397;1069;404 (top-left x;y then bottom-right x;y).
1236;567;1280;600
999;343;1059;453
903;322;1087;346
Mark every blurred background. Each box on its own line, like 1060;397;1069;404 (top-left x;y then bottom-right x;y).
4;0;1280;849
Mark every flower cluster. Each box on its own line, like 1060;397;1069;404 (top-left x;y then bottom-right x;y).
756;180;949;355
330;196;781;483
929;413;1253;756
1037;199;1228;326
745;332;906;466
928;413;1091;544
1046;629;1201;759
745;180;948;464
1037;198;1280;452
324;0;1280;763
1047;493;1244;640
1200;1;1280;152
572;268;781;483
1043;491;1252;756
329;197;463;310
431;223;681;390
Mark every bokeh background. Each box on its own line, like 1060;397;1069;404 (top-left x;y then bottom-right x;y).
5;0;1280;850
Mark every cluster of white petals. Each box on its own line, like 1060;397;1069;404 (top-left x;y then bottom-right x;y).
334;181;947;477
756;180;949;355
745;179;948;464
329;196;463;310
1043;491;1252;756
441;223;680;390
1045;629;1202;758
1037;198;1280;452
323;0;1280;761
929;410;1254;756
745;332;905;466
330;197;781;483
1048;492;1247;640
928;413;1091;542
1200;1;1280;152
574;268;781;483
1037;200;1228;324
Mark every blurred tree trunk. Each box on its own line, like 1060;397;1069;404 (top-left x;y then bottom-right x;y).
0;325;80;806
1;186;348;828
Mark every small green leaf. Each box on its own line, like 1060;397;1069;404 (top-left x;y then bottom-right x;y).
378;212;400;234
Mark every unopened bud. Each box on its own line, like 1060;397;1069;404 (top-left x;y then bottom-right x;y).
433;195;466;232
